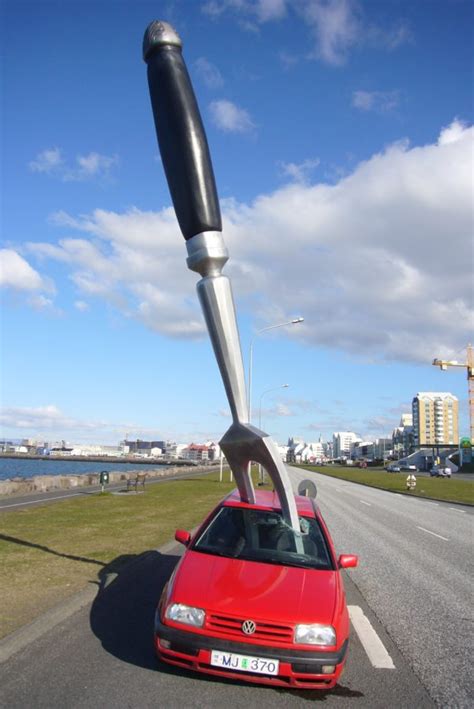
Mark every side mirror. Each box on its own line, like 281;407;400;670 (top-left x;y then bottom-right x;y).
175;529;191;546
338;554;359;569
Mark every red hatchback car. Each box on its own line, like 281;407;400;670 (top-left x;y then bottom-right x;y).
155;488;358;689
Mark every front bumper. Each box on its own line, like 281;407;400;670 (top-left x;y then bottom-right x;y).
155;615;348;689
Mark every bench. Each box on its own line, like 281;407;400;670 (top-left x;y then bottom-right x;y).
126;473;147;492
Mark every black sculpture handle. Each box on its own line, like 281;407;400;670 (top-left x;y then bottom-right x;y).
143;20;222;240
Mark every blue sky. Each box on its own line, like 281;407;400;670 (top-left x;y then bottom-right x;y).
1;0;473;446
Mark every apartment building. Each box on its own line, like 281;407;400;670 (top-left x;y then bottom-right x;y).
412;392;459;446
182;443;219;462
333;431;360;459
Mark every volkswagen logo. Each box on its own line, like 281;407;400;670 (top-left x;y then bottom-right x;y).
242;620;256;635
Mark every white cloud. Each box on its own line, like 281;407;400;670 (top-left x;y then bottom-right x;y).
28;147;63;174
366;20;413;51
0;405;162;444
0;404;68;430
352;89;400;113
297;1;411;65
27;294;61;314
64;152;119;181
209;99;256;133
0;249;52;292
133;282;205;337
275;403;292;417
74;300;89;312
352;90;374;111
29;148;119;182
203;1;411;65
28;206;204;337
438;118;468;146
279;50;300;69
203;0;287;23
279;158;320;183
194;57;224;89
298;0;360;65
202;0;228;18
255;0;287;22
259;402;293;426
23;120;473;365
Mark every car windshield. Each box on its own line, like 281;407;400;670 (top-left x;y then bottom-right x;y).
192;506;333;570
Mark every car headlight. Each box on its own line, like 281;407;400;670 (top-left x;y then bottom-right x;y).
294;624;336;646
165;603;205;628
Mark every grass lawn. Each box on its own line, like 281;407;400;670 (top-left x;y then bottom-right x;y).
299;465;474;505
0;470;238;639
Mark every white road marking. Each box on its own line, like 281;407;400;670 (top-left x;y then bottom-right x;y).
0;492;83;508
416;526;449;541
0;480;148;510
359;500;371;506
348;606;395;669
449;507;465;514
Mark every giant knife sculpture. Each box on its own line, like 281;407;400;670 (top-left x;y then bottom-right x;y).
143;21;300;532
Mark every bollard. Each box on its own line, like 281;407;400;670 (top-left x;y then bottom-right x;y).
99;470;110;493
406;474;416;491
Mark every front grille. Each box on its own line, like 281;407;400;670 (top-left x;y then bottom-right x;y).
207;613;293;644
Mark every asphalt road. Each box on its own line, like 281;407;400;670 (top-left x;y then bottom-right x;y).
0;470;206;511
1;468;472;707
286;466;474;708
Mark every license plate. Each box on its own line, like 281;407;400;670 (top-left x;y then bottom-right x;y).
210;650;279;675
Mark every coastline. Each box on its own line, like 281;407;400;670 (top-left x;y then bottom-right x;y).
0;453;197;466
0;462;217;498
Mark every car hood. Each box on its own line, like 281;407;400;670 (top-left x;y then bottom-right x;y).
170;550;339;625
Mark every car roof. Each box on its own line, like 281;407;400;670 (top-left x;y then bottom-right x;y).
222;488;317;518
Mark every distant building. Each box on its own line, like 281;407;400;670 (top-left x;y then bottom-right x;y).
70;444;124;457
0;438;36;454
286;437;304;463
333;432;360;459
275;444;289;462
373;437;393;461
412;392;459;446
205;442;220;460
123;439;166;454
0;439;23;450
165;442;188;459
351;441;374;460
392;414;414;458
183;443;211;461
286;436;328;463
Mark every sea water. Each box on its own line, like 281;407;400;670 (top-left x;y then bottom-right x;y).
0;458;167;481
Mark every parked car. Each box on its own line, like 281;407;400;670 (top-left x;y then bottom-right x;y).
386;464;401;472
430;467;452;478
154;488;358;690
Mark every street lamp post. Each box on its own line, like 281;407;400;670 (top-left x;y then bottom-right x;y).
258;384;289;484
248;317;303;424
